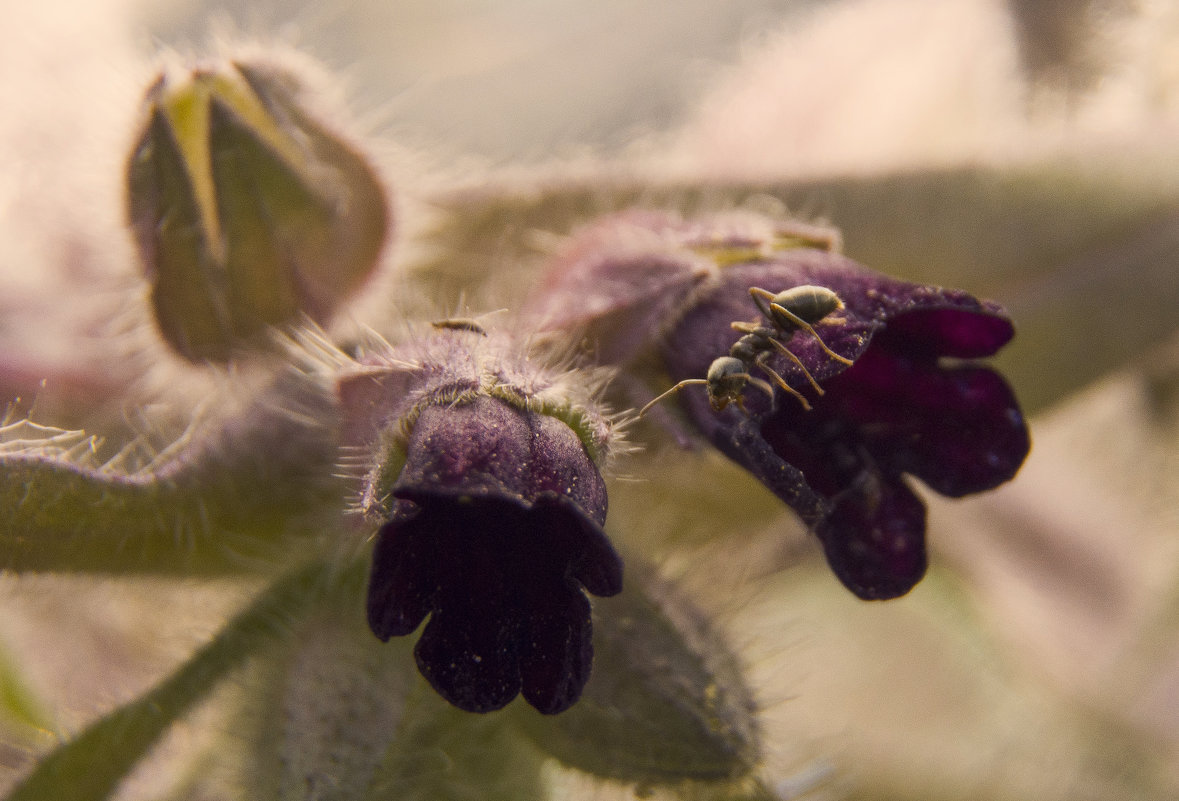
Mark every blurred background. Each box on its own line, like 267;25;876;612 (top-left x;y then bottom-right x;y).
2;1;1179;799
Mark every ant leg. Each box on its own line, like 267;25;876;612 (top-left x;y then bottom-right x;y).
753;354;812;411
745;373;776;400
767;301;854;366
638;379;708;417
749;286;775;321
733;373;776;414
767;338;825;396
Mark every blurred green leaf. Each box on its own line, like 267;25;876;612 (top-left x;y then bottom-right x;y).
513;560;760;789
368;686;548;801
239;562;417;801
0;636;52;744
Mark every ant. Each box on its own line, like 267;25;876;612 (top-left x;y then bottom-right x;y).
639;285;854;417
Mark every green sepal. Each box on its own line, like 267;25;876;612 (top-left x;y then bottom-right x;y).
233;61;390;315
127;106;229;359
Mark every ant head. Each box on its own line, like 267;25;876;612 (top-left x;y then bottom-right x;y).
705;356;749;411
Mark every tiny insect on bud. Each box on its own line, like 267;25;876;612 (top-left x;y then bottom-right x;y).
126;57;390;362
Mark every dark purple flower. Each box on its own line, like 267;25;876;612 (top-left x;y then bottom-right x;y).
662;250;1030;599
346;330;623;714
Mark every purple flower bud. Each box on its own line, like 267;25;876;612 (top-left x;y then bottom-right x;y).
662;250;1030;600
340;329;623;713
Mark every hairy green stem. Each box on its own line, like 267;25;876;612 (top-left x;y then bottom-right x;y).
5;557;358;801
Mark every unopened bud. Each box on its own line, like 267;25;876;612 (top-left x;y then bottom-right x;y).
126;57;390;361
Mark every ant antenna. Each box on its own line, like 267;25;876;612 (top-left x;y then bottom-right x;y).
638;378;708;417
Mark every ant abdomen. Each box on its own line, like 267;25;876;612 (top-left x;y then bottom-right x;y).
756;285;843;329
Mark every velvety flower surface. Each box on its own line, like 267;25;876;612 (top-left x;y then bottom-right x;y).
661;250;1030;599
523;208;839;364
364;390;622;714
523;209;713;364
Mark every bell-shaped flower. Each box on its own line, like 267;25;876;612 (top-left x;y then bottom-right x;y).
527;209;1029;600
661;252;1030;599
339;327;623;713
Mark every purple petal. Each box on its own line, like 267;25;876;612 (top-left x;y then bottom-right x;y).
719;412;828;524
524;414;609;526
524;210;711;364
570;536;624;598
527;501;623;597
415;602;523;713
393;398;535;504
366;503;439;640
393;396;608;526
824;344;1030;497
815;471;928;600
662;253;1019;401
879;307;1014;358
519;589;593;715
367;494;618;713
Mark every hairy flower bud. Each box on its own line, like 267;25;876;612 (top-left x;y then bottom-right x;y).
126;57;389;361
338;325;623;714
